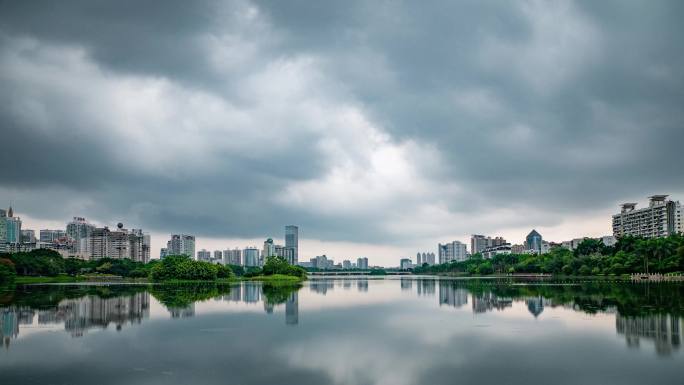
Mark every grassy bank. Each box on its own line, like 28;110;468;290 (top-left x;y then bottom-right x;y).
14;275;88;284
248;274;306;283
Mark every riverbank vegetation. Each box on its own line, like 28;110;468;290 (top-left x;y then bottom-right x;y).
0;250;306;284
414;235;684;276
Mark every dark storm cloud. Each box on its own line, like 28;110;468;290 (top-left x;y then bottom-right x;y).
0;0;683;246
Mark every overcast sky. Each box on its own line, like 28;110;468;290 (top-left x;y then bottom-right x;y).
1;1;683;266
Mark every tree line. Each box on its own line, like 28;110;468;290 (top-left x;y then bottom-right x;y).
0;250;306;283
413;235;684;276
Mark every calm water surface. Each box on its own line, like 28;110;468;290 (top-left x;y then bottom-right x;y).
1;277;683;385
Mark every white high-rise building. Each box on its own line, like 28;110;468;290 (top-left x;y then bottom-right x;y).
356;257;369;270
612;195;683;238
224;248;242;265
66;217;95;257
166;234;195;258
438;241;468;264
471;235;507;255
89;223;149;262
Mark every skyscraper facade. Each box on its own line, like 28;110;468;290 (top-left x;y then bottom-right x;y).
40;229;67;243
471;234;507;255
243;247;260;267
612;195;683;238
66;217;95;257
167;234;195;258
356;257;369;270
285;225;299;265
525;230;543;254
438;241;467;263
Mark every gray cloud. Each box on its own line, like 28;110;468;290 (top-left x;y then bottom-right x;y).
1;1;683;256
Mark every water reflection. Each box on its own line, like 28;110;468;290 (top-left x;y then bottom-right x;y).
1;278;683;359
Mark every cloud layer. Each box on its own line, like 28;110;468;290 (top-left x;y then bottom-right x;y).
1;0;683;263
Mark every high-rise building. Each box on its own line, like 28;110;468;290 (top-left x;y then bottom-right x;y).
342;260;352;269
89;223;149;262
612;195;683;238
213;250;223;263
224;248;242;265
262;238;276;263
438;241;467;263
40;229;67;243
356;257;369;270
66;217;95;256
197;249;211;261
471;234;507;255
20;229;36;243
416;252;435;266
400;258;413;270
160;248;169;259
166;234;195;258
3;206;22;245
285;225;299;265
525;230;543;254
243;247;260;267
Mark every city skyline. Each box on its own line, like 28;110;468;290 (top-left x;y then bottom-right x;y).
3;192;681;267
1;2;683;267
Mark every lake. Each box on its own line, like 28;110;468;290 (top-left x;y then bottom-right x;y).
1;277;683;385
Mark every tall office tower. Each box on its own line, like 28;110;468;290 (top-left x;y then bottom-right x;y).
197;249;211;261
40;229;67;243
3;206;22;245
438;241;468;264
0;210;6;246
612;195;683;238
416;252;422;265
20;230;36;243
67;217;95;257
167;234;196;258
356;257;369;270
243;247;260;267
285;225;299;265
525;230;543;254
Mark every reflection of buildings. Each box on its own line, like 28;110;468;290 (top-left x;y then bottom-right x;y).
357;279;368;292
525;296;546;318
169;304;195;319
244;284;261;303
286;292;299;325
472;292;513;313
438;282;468;308
59;293;150;335
416;279;436;297
1;292;150;347
310;280;335;295
616;314;682;356
400;278;413;291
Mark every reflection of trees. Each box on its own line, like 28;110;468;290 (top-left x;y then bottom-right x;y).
149;283;234;316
